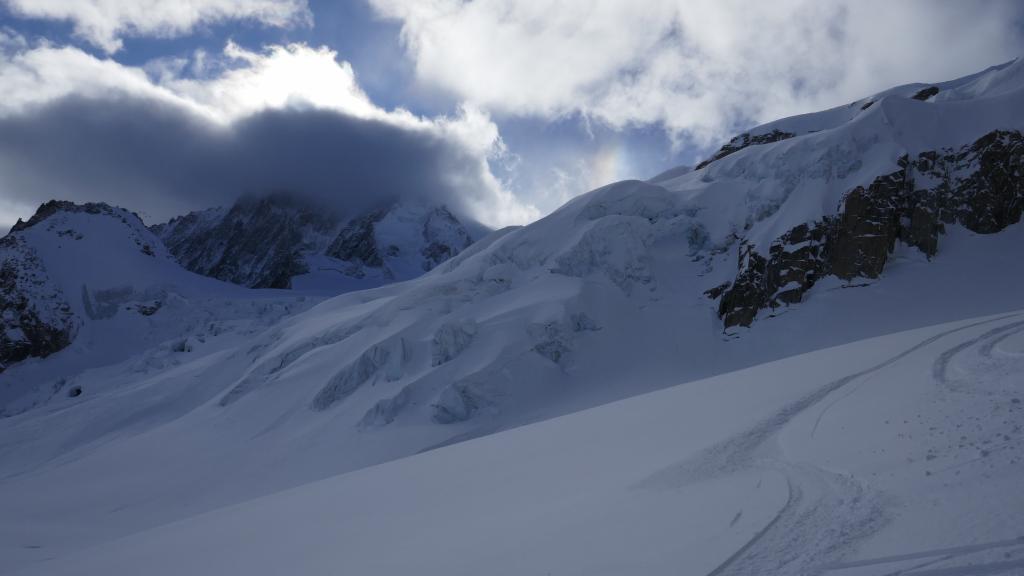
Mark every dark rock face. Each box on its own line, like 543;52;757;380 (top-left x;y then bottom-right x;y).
695;129;797;170
912;86;940;101
420;207;474;271
158;195;479;289
11;200;109;232
829;171;906;279
714;130;1024;328
929;130;1024;232
325;209;387;267
0;236;78;372
326;205;474;273
157;194;336;289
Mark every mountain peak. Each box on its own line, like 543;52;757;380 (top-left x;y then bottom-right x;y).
154;193;487;291
10;200;140;234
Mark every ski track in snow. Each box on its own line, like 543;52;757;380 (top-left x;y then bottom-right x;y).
638;312;1023;576
5;311;1024;575
823;536;1024;572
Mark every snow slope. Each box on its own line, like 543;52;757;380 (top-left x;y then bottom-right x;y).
2;206;1024;572
3;59;1024;573
11;311;1024;575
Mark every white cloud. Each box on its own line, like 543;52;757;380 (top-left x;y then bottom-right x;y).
371;0;1024;146
0;26;27;50
0;43;213;119
2;0;312;53
168;41;381;121
0;39;538;227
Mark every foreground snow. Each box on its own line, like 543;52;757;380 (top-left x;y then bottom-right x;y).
8;311;1024;575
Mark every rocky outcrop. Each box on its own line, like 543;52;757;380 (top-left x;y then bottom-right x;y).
695;129;796;170
0;236;78;372
157;196;481;289
324;209;386;267
432;383;482;424
431;321;476;366
155;194;335;289
912;86;940;101
421;207;474;271
714;130;1024;328
11;200;125;233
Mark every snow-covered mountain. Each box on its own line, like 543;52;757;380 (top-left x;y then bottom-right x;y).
0;193;481;410
0;200;313;413
152;193;485;291
672;62;1024;328
3;59;1024;574
0;201;177;373
168;58;1024;441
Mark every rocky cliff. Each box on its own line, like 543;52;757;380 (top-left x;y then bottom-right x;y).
154;195;482;290
152;194;335;289
0;234;78;372
714;129;1024;327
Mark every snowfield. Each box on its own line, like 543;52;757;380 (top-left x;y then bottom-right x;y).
7;311;1024;575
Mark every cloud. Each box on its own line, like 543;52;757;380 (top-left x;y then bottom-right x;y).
0;96;501;224
371;0;1024;146
1;0;312;53
0;41;536;228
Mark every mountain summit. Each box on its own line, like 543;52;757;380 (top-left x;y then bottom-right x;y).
152;194;485;291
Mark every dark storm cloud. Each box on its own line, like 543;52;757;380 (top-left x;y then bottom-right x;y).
0;94;485;223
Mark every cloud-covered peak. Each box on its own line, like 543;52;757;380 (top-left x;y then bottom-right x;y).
0;39;538;231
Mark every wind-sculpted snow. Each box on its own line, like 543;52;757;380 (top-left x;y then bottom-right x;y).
431;321;476;366
553;218;656;294
431;383;484;424
311;338;406;411
528;312;601;367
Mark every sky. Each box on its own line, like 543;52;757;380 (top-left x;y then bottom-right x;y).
0;1;1023;233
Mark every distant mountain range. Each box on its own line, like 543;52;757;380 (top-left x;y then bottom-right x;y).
0;195;483;375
